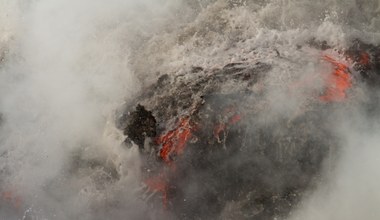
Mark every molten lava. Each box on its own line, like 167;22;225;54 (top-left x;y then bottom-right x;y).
157;117;194;164
320;55;352;102
144;117;195;208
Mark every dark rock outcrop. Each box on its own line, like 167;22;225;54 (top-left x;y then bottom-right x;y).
123;104;157;149
117;40;380;219
119;59;335;219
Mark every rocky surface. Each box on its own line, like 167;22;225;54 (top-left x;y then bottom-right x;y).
118;59;337;219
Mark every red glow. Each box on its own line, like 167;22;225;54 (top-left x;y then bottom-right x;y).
1;190;22;209
144;174;168;208
145;117;195;209
359;52;370;65
320;55;352;102
157;117;193;164
229;114;242;124
214;112;242;140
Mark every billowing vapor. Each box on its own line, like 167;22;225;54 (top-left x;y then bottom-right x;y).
0;0;188;219
1;0;380;219
288;96;380;220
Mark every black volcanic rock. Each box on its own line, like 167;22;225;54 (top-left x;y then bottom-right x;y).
123;104;157;149
116;40;380;218
116;59;337;219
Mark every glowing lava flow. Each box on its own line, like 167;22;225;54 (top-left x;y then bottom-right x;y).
320;55;352;102
157;117;194;164
144;117;195;209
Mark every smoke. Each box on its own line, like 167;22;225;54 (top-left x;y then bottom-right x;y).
0;0;190;219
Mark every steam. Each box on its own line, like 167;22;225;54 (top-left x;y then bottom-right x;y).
1;0;380;219
288;90;380;220
0;0;188;219
136;1;380;219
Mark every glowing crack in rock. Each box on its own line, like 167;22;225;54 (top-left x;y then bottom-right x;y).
320;55;352;102
144;117;195;209
157;117;194;164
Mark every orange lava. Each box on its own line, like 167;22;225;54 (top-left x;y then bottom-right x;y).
145;117;195;209
157;117;193;164
320;55;352;102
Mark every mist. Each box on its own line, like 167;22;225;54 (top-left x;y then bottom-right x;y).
288;89;380;220
0;0;189;219
1;0;380;219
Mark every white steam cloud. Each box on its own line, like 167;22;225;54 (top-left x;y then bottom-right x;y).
1;0;380;219
289;99;380;220
0;0;187;219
